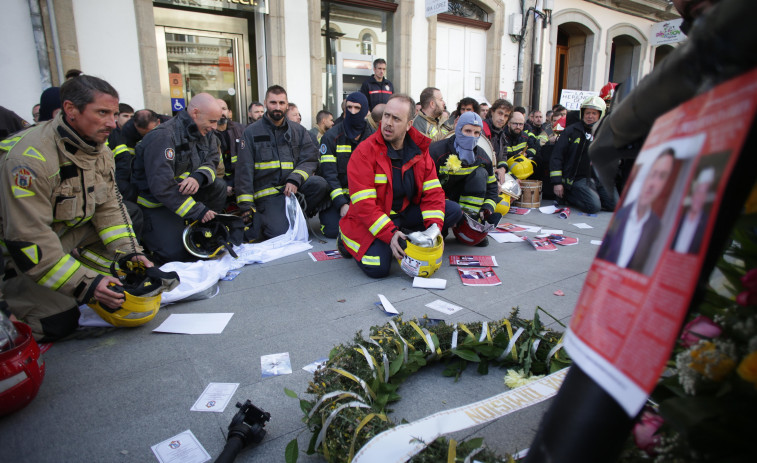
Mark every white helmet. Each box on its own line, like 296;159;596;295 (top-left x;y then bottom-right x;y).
580;96;607;122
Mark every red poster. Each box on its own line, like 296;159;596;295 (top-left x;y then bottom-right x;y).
457;267;502;286
565;69;757;416
448;255;498;267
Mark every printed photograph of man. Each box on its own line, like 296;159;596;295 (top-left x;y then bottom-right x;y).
671;162;720;255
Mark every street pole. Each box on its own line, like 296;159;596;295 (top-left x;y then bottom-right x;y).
531;0;544;112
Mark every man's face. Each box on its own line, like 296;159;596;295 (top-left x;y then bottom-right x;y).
639;154;674;208
532;111;543;127
558;109;568;119
460;124;481;138
32;104;40;123
249;104;264;122
117;112;133;128
64;92;119;144
431;90;445;118
265;92;288;122
217;100;230;119
491;107;510;129
690;180;711;214
381;99;412;147
551;114;561;126
322;114;334;130
287;107;301;124
191;101;222;136
346;101;362;115
479;104;489;119
583;108;601;126
509;113;525;135
135;120;159;137
460;104;475;114
374;63;387;80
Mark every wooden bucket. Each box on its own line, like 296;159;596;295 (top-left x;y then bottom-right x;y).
513;180;542;208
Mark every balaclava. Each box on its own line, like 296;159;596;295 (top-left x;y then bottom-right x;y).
343;92;369;140
454;111;482;165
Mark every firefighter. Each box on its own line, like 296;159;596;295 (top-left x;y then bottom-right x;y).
214;99;247;201
0;75;150;341
429;111;500;247
131;93;227;263
235;85;328;240
318;92;374;238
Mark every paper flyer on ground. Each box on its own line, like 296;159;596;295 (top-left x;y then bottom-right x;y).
425;299;464;315
545;234;579;246
190;382;239;413
153;313;234;335
261;352;293;378
495;223;527;233
457;267;502;286
309;250;343;261
302;357;329;373
524;236;558;251
151;429;210;463
508;207;531;215
566;70;757;417
448;255;498;267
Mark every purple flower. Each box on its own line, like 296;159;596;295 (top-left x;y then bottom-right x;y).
680;315;722;348
737;269;757;306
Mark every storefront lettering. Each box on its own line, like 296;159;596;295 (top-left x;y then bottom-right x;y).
153;0;267;13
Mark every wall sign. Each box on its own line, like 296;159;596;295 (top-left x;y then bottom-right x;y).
153;0;268;14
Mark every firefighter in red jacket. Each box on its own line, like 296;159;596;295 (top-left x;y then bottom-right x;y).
338;95;462;278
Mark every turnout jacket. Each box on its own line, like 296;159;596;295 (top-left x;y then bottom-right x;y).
319;121;375;210
0;114;140;304
428;136;499;214
132;110;220;221
215;121;246;188
235;116;319;208
339;127;445;261
497;127;540;169
359;75;394;110
106;118;143;202
549;122;593;186
412;112;445;142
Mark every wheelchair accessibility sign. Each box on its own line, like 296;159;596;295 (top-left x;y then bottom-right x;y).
171;98;186;112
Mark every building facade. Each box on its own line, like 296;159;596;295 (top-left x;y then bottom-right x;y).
2;0;680;127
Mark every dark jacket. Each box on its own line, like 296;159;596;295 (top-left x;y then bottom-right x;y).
596;202;661;273
215;121;246;188
428;136;499;214
132;110;220;220
360;75;394;110
319;121;374;210
107;119;143;202
549;121;592;186
498;127;540;170
484;118;506;159
235;116;319;207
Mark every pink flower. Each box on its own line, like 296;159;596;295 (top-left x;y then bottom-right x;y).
737;269;757;306
680;315;722;348
633;409;664;455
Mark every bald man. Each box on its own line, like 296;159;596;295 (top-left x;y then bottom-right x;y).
132;93;227;262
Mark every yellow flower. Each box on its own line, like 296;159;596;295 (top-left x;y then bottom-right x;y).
689;341;735;382
504;369;544;389
737;351;757;387
445;155;462;173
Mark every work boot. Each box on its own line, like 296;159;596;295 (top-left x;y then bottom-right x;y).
336;234;352;259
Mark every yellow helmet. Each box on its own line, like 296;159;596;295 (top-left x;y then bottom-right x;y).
399;234;444;278
506;154;536;180
88;256;180;327
495;193;511;215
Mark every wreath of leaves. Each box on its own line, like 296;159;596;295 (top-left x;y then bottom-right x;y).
285;307;571;463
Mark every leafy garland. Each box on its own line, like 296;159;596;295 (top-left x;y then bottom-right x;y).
284;308;571;463
619;200;757;461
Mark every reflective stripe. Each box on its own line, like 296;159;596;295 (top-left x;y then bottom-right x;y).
38;255;80;291
255;161;280;169
63;215;92;228
292;169;309;181
11;186;35;198
460;195;484;206
422;179;441;191
237;194;254;203
507;142;527;153
574;138;581;144
368;214;391;236
361;255;381;266
0;136;22;151
175;197;197;217
253;187;280;200
422;209;444;221
340;232;360;253
336;145;351;153
99;224;135;245
565;178;574;186
484;199;497;209
231;156;237;163
429;127;438;138
330;188;346;200
440;166;477;176
549;170;562;177
351;189;377;204
137;196;162;208
80;249;113;268
112;144;133;156
22;146;45;161
175;171;190;180
281;162;294;169
487;175;497;183
374;174;387;184
0;371;28;394
198;166;216;182
320;155;337;163
460;203;479;214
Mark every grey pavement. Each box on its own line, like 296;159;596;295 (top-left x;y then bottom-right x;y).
0;207;612;462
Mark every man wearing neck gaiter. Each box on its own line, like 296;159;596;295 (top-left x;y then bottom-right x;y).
429;111;501;247
318;92;374;238
0;75;151;341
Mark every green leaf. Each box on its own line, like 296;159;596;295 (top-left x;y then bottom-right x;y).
284;388;298;398
389;353;404;376
299;399;312;415
476;359;489;375
285;438;299;463
451;348;481;362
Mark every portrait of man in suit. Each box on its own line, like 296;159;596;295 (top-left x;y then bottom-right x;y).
597;148;675;274
672;166;715;254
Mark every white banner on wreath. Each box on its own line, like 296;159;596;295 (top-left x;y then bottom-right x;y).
351;368;569;463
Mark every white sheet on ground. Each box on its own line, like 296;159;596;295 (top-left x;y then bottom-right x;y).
79;196;311;326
